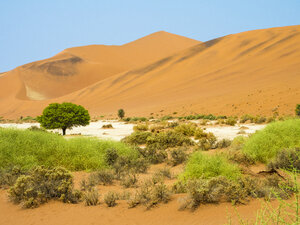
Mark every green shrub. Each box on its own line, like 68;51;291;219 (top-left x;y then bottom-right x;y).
104;191;119;207
0;128;138;171
174;123;197;136
122;131;153;145
133;124;148;132
169;147;187;166
242;119;300;163
9;166;81;208
84;187;99;206
180;152;241;181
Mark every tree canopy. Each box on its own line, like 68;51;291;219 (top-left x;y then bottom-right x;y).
37;102;90;135
118;109;125;119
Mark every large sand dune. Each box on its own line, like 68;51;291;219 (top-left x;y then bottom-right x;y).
0;25;300;118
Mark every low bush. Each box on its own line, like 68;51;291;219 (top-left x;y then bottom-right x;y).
133;124;148;132
174;123;197;136
146;130;194;150
112;155;149;178
267;148;300;171
0;167;25;188
128;180;171;209
121;172;138;188
240;114;254;123
104;191;118;207
122;131;153;145
216;139;232;149
194;128;217;150
225;117;237;126
153;167;172;180
27;126;47;132
230;136;248;151
84;187;99;206
9;166;81;208
180;152;241;181
160;115;173;121
139;146;167;164
102;124;113;129
169;147;187;166
242;119;300;163
167;122;179;128
104;148;119;166
88;170;114;186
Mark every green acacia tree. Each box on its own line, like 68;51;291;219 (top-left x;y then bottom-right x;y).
37;102;90;135
118;109;125;120
296;104;300;117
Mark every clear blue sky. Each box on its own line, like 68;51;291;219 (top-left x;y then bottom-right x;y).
1;0;300;72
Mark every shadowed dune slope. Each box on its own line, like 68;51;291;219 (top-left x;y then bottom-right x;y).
1;25;300;118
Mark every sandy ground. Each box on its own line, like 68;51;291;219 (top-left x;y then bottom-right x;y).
0;121;265;141
0;189;272;225
0;163;279;225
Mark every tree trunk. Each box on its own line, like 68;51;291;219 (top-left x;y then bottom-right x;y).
62;128;66;136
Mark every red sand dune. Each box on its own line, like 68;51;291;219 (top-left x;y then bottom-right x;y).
0;25;300;118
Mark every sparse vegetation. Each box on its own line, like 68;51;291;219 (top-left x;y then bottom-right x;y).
9;166;81;208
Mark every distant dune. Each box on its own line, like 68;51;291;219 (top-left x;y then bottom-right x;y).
0;25;300;118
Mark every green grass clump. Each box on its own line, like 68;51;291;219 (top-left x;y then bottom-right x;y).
242;119;300;163
180;152;241;181
0;128;138;171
